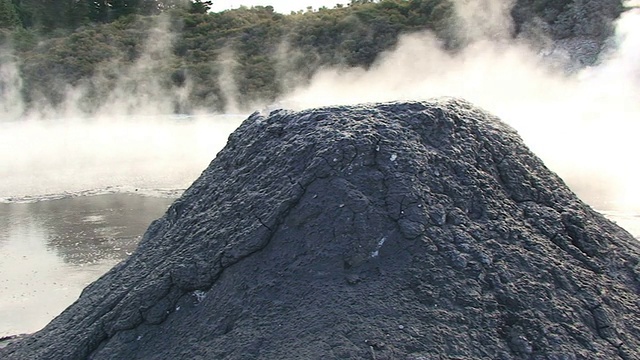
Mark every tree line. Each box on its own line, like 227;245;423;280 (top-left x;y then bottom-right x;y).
0;0;212;31
0;0;623;115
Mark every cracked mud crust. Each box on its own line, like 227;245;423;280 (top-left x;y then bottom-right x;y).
2;99;639;359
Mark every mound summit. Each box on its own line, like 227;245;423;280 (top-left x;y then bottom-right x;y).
2;99;640;359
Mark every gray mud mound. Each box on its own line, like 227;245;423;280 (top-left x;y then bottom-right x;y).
2;99;640;359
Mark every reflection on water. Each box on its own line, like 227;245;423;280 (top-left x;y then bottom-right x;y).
0;194;174;337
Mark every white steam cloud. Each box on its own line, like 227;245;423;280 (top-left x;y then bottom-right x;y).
0;115;241;200
0;3;639;214
0;16;244;202
280;5;640;212
452;0;515;41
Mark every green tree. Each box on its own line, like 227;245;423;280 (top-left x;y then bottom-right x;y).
0;0;21;28
65;0;90;29
11;0;90;31
109;0;137;19
87;0;109;23
190;0;211;14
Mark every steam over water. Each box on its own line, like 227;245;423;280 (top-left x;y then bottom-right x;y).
1;6;639;212
0;115;243;202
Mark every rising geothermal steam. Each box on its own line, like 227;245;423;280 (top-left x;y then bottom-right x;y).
280;3;640;212
0;16;244;201
1;2;639;213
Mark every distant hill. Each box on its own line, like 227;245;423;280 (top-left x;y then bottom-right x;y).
0;0;624;115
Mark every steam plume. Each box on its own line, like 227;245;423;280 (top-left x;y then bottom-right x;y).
1;3;639;213
279;6;640;212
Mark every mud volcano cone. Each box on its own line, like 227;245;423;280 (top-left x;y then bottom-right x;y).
3;99;640;359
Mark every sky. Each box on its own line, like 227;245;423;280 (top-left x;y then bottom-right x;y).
209;0;348;13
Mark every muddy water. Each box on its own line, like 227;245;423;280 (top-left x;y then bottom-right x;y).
0;194;175;337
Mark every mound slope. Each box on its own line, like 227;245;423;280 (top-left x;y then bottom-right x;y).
2;99;640;359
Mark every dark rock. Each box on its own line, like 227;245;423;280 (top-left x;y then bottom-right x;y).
2;98;640;359
512;0;625;66
0;335;22;350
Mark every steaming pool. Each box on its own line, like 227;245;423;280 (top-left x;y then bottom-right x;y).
0;194;175;338
0;192;638;338
0;113;248;339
